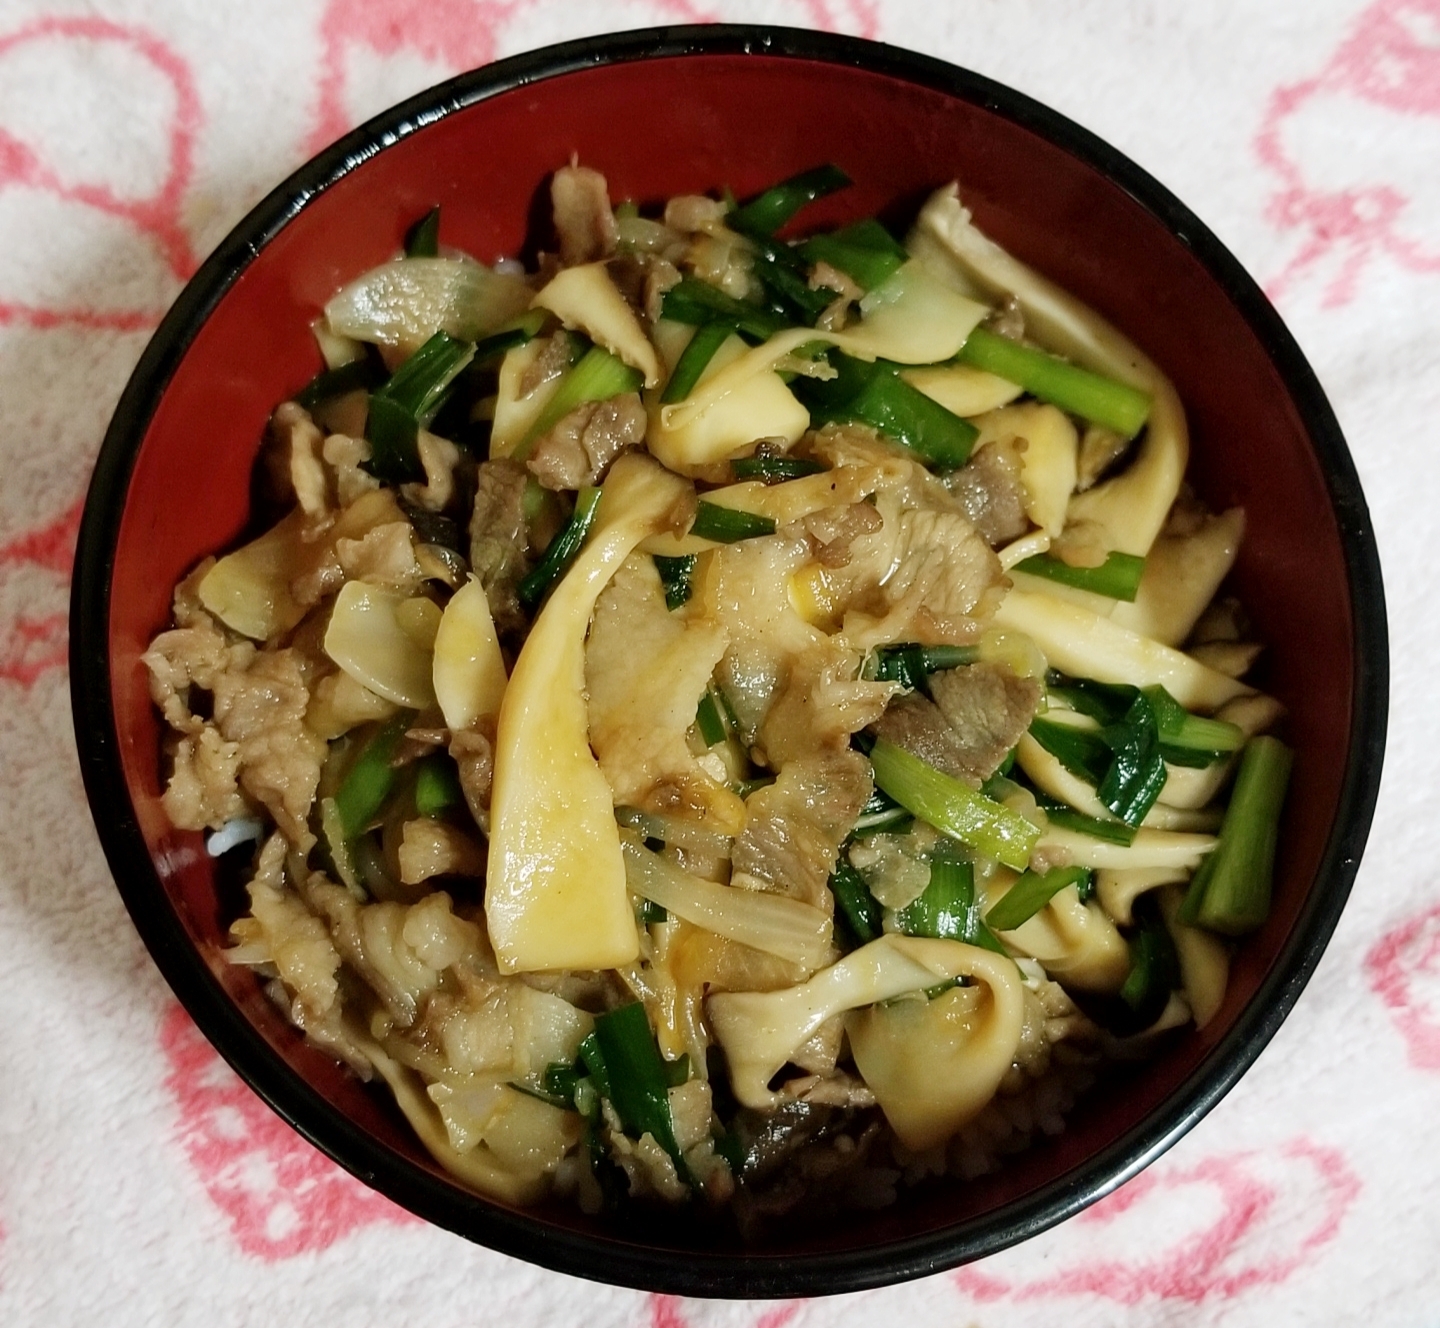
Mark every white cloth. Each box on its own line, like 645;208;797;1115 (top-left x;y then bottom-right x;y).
0;1;1433;1323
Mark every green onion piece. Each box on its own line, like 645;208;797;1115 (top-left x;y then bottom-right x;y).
638;899;669;925
661;321;735;404
661;278;789;342
957;327;1153;438
732;775;777;798
690;501;777;543
472;309;548;365
895;849;1009;955
830;858;884;947
795;352;979;471
1178;735;1293;935
1028;717;1111;786
517;345;643;459
1096;690;1169;827
1119;897;1182;1019
366;331;476;482
333;711;417;839
542;1061;582;1103
985;865;1094;932
577;1033;612;1100
869;643;979;691
1143;685;1245;755
615;200;639;221
414;754;464;818
404;205;441;257
518;485;602;608
730;455;827;482
869;739;1040;871
728;163;852;236
1015;551;1147;602
695;689;728;748
589;1003;687;1166
1041;802;1137;846
653;553;697;610
744;231;834;324
798;219;908;292
295;357;380;410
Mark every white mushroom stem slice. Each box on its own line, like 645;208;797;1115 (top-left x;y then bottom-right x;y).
970;402;1078;538
491;339;560;458
994;587;1253;712
1035;824;1216;871
486;453;692;974
846;945;1027;1150
846;259;989;363
324;581;438;708
1110;508;1246;647
647;332;808;475
432;577;507;733
532;262;660;387
1015;733;1222;834
1159;884;1229;1030
708;935;1022;1112
981;879;1130;993
1096;866;1191;927
902;363;1024;417
913;184;1187;556
620;836;832;970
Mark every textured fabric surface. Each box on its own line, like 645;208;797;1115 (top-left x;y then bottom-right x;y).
0;1;1432;1323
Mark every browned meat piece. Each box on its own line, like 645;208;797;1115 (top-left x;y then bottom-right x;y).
870;691;976;783
605;253;648;309
643;257;682;323
799;501;884;569
449;725;495;828
927;660;1043;782
947;438;1030;546
730;750;871;909
525;393;647;491
211;649;327;849
551;163;618;266
468;459;533;636
143;615;255;734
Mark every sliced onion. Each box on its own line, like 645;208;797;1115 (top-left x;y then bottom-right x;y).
325;256;532;350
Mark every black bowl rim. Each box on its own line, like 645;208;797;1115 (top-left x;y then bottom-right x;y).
70;23;1388;1300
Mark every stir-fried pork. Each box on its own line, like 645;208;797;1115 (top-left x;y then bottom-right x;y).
526;393;647;491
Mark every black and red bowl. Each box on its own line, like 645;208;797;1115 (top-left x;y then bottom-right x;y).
69;25;1387;1298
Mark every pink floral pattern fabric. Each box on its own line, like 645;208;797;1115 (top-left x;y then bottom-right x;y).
0;1;1429;1322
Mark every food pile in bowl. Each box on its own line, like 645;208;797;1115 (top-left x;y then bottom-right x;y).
138;160;1291;1229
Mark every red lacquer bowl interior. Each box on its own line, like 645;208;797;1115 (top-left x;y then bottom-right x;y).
72;28;1385;1297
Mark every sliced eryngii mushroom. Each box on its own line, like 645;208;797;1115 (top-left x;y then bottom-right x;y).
491;339;561;458
847;946;1028;1149
844;258;990;364
531;262;660;387
1110;508;1246;646
1033;824;1217;872
432;577;508;733
901;362;1024;418
707;934;1023;1112
913;184;1186;556
994;586;1253;712
324;580;438;708
980;878;1130;993
486;453;693;974
970;401;1079;538
646;332;809;475
1158;884;1229;1030
1096;865;1191;927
